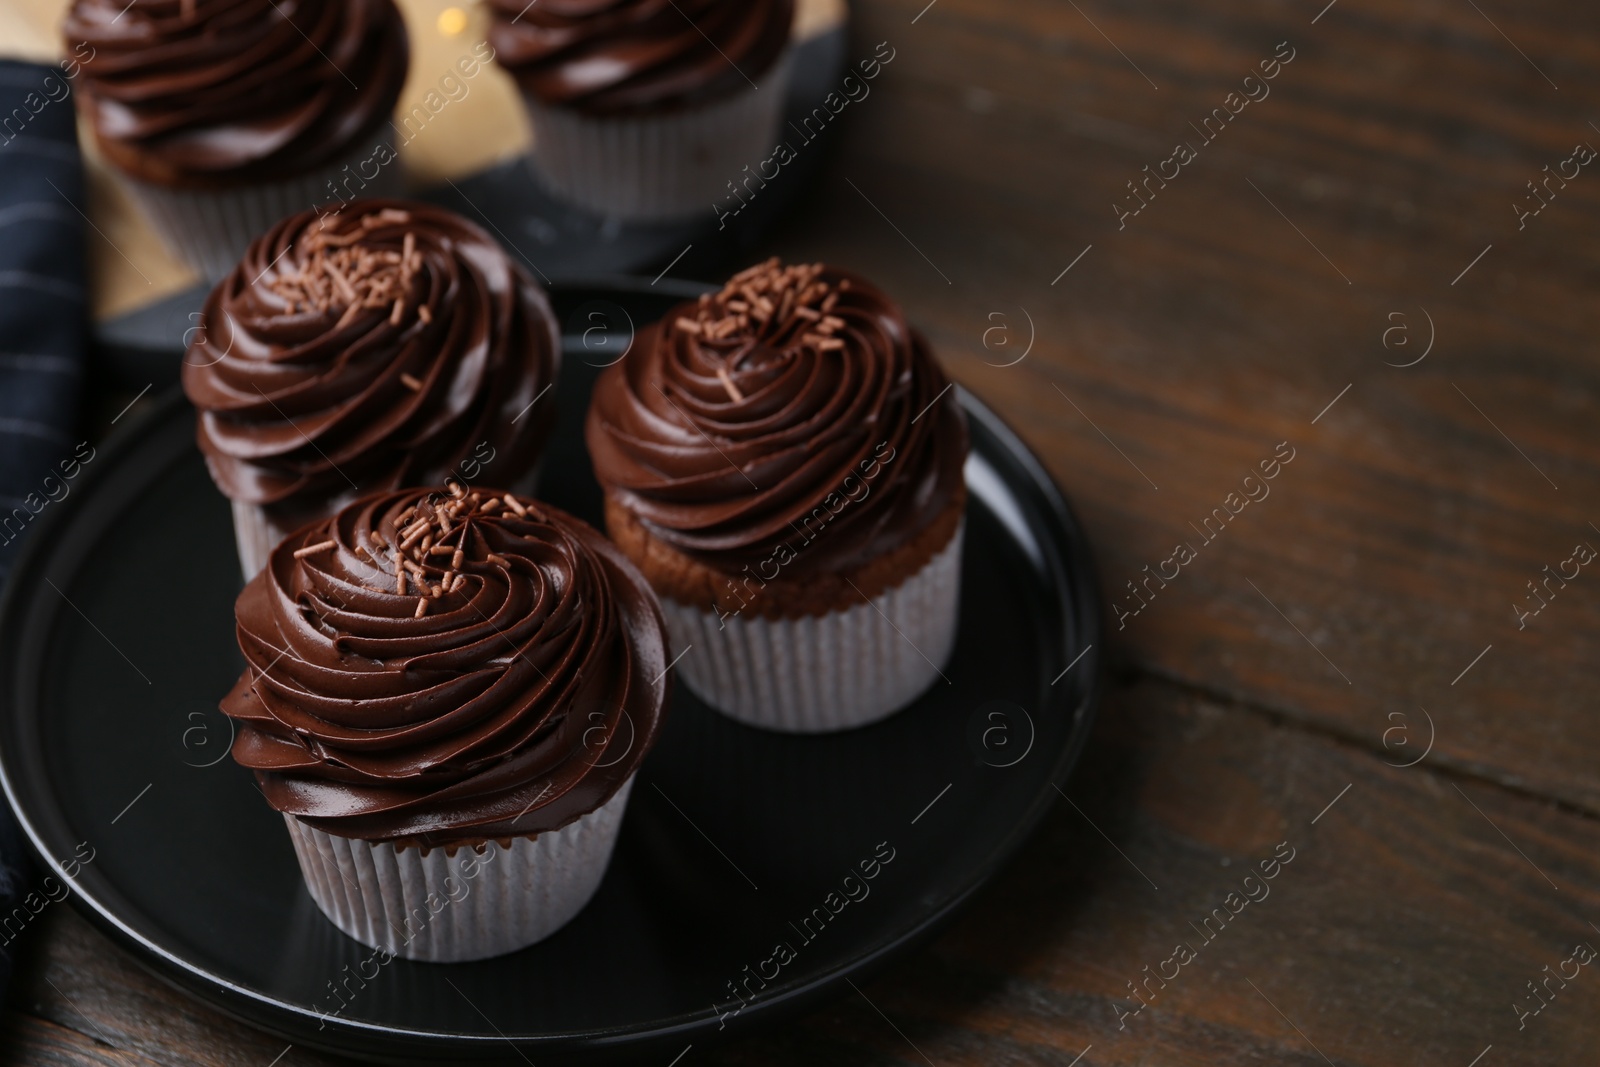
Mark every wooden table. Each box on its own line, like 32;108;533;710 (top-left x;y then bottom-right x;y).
8;0;1600;1063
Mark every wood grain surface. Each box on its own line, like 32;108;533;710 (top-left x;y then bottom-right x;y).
8;0;1600;1063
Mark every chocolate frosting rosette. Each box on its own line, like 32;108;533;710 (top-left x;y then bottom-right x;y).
221;485;669;961
182;199;561;577
62;0;409;276
485;0;797;220
587;258;969;732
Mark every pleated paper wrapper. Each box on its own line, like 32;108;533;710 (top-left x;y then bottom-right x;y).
119;141;403;281
519;52;793;222
232;500;311;582
661;523;964;733
284;778;633;963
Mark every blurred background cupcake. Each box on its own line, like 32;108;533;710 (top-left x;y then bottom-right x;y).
62;0;409;279
222;487;669;961
486;0;796;222
587;258;969;732
182;198;560;576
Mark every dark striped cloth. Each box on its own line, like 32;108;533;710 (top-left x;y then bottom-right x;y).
0;58;89;991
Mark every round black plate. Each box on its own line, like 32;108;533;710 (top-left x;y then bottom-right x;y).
0;279;1101;1064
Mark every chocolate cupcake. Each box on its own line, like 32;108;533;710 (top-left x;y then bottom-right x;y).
486;0;795;221
586;259;969;732
63;0;408;278
182;199;560;577
222;486;668;961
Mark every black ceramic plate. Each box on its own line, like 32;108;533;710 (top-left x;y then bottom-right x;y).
0;279;1101;1064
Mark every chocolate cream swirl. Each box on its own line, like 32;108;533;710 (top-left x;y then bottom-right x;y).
64;0;408;185
486;0;794;115
182;200;560;512
222;487;669;843
586;259;968;577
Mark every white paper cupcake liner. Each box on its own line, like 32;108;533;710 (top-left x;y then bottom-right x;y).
520;51;793;222
232;499;297;582
230;464;545;580
284;777;633;963
119;138;404;280
661;521;964;733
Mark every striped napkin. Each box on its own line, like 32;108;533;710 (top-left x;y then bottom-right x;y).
0;57;90;989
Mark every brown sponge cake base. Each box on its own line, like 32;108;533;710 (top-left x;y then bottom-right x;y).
603;485;966;620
